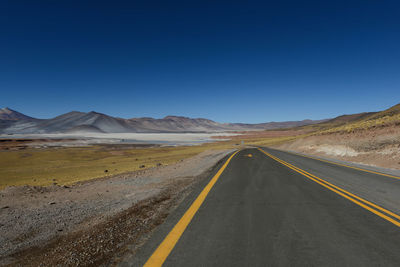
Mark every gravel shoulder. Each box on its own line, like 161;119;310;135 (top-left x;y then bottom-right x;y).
0;148;234;266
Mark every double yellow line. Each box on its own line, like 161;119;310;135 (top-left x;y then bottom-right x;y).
258;148;400;228
281;149;400;180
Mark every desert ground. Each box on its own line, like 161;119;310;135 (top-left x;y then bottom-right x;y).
1;104;400;266
0;133;241;266
1;148;235;266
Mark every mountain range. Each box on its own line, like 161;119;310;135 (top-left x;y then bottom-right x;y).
0;108;326;134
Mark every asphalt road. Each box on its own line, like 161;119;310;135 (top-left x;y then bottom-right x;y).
123;148;400;267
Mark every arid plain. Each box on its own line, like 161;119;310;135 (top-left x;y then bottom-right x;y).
1;103;400;265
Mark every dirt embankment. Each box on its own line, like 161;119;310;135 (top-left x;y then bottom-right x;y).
0;149;234;266
275;125;400;170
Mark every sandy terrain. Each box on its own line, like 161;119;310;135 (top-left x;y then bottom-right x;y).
275;125;400;170
0;148;234;266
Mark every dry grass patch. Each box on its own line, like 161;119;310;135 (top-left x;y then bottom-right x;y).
0;141;236;189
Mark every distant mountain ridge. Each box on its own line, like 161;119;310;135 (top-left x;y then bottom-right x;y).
297;102;400;133
0;107;36;121
0;108;326;134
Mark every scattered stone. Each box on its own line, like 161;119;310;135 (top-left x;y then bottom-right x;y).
0;148;232;266
2;206;9;209
63;185;70;189
104;170;108;173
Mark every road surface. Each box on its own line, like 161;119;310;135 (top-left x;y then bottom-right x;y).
122;147;400;266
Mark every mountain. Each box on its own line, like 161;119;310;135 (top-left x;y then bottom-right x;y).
0;111;134;134
0;108;326;134
127;116;326;133
324;112;377;124
127;116;227;132
0;107;36;121
35;111;133;133
365;103;400;121
302;103;400;134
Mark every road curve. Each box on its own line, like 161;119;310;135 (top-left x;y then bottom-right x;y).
122;148;400;267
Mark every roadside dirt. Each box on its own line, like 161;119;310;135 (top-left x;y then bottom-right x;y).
0;149;234;266
275;125;400;170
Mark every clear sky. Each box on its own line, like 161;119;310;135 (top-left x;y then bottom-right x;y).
1;1;399;123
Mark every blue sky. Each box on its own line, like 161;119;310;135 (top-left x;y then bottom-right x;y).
1;1;399;123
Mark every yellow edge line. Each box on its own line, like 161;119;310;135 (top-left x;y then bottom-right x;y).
258;148;400;228
144;150;239;267
275;148;400;180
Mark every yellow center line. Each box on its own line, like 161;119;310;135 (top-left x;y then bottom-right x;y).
261;149;400;221
144;150;239;267
258;148;400;228
273;148;400;180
